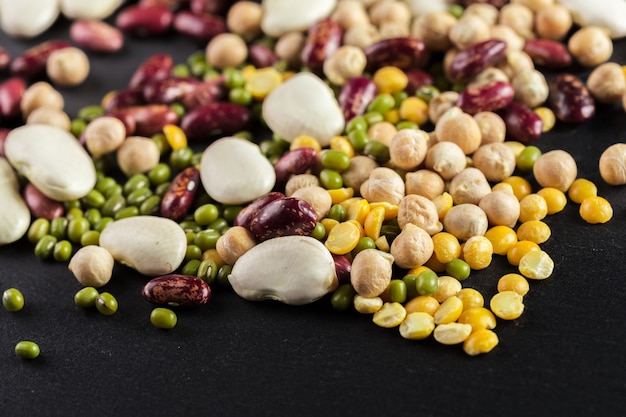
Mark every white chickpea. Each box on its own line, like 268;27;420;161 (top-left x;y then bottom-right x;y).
205;33;248;69
499;3;535;39
396;194;443;235
443;203;489;241
290;185;333;220
367;121;397;147
405;169;445;200
388;129;429;170
390;223;434;269
587;62;626;104
351;249;394;297
464;3;498;25
331;0;370;30
599;143;626;185
83;116;126;158
497;50;535;80
472;142;517;182
46;47;90;87
474;111;506;145
116;136;161;176
448;167;492;205
411;12;457;52
428;91;460;124
216;226;256;266
26;107;71;131
512;69;549;108
448;15;491;50
568;26;614;68
534;4;573;40
226;1;263;41
425;141;467;181
274;31;305;69
343;23;380;48
533;149;578;192
323;45;367;85
479;191;521;227
342;155;379;191
20;81;64;118
435;107;482;155
490;24;525;52
360;167;405;205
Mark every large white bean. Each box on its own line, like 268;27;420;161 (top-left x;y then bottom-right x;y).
558;0;626;38
261;0;337;37
0;158;30;245
0;0;60;38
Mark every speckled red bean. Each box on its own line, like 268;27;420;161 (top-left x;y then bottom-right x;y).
142;76;201;105
128;53;175;89
548;73;596;124
457;80;514;115
23;183;65;220
109;104;179;136
104;87;145;112
338;76;378;121
142;274;211;307
10;40;72;79
182;76;227;109
301;18;343;74
364;37;427;72
523;38;572;69
0;77;26;120
448;39;507;82
234;192;285;229
248;197;318;242
116;5;174;36
273;147;320;190
332;253;352;285
180;102;253;140
500;100;543;143
173;10;227;44
160;166;202;221
404;69;434;94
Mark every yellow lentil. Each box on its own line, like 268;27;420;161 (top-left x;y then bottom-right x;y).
163;124;187;150
501;176;533;201
363;206;385;240
434;295;464;324
534;106;556;132
324;221;361;254
518;193;548;222
506;240;541;267
372;302;407;328
289;135;322;151
404;295;440;316
353;295;384;314
372;66;408;93
462;236;493;270
518;250;554;280
329;135;355;158
457;288;484;310
245;66;282;99
431;232;462;264
399;96;429;125
433;322;473;345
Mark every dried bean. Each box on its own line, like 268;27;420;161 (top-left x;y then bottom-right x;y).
457;80;514;115
104;88;145;112
364;37;427;72
0;77;26;120
447;39;507;82
500;101;543;143
301;18;343;74
128;53;175;89
173;10;227;44
142;274;211;307
142;77;201;105
338;76;378;122
160;166;201;221
548;73;596;124
116;5;174;36
248;197;318;242
190;0;231;14
23;183;65;220
248;43;279;68
234;192;285;229
0;47;10;70
180;102;252;140
273;147;320;190
70;19;125;53
109;104;179;137
10;40;72;79
523;39;572;69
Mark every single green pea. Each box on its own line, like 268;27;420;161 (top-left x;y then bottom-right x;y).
181;259;202;276
402;274;419;300
123;174;150;195
114;206;140;220
388;279;407;304
67;217;91;244
78;104;105;122
147;163;172;186
319;168;343;190
70;118;87;138
351;237;377;257
367;93;396;114
223;67;245;89
194;229;221;251
229;87;252;106
170;102;186;119
50;217;68;240
74;287;99;308
80;231;100;247
320;150;351;171
346;116;368;133
216;264;233;287
150;307;178;330
152;133;171;155
310;222;326;240
185;231;197;245
169;147;194;171
194;204;220;226
208;218;229;234
197;259;218;285
84;208;102;228
364;140;390;163
104;184;123;199
179;220;201;233
94;217;114;233
446;259;471;281
126;187;152;207
222;206;243;223
347;129;369;152
172;63;190;77
3;288;25;312
83;189;106;208
448;3;464;19
364;111;385;127
259;139;286;159
155;181;172;198
96;292;118;315
392;91;409;107
185;245;203;262
65;200;81;210
53;240;73;262
517;145;542;172
139;195;161;215
15;341;40;359
330;284;356;311
66;207;83;220
416;85;440;103
102;194;126;217
27;218;50;244
34;234;58;260
415;270;439;296
327;204;346;222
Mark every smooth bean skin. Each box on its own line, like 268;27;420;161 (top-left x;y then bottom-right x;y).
150;307;178;329
15;341;40;359
3;288;24;312
74;287;99;308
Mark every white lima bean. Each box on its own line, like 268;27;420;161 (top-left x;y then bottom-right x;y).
0;158;30;245
0;0;60;38
260;0;337;37
558;0;626;39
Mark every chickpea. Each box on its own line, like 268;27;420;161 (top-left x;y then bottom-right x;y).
351;249;394;297
499;3;535;39
323;45;367;86
367;121;397;147
343;23;380;48
479;190;521;227
497;50;535;80
449;15;491;50
448;167;492;205
26;107;71;131
534;4;573;40
511;0;554;11
435;107;482;155
20;81;64;118
342;155;379;191
226;1;263;41
205;33;248;69
369;0;411;27
378;20;410;39
285;174;320;197
397;194;443;235
463;3;499;26
474;111;506;145
586;62;626;104
216;226;256;266
428;91;460;124
116;136;161;176
46;47;90;87
568;26;613;68
291;185;333;220
388;129;429;170
425;141;467;181
405;169;445;200
390;223;434;269
469;67;510;89
83;116;126;158
360;167;405;205
599;143;626;185
512;69;549;108
443;203;489;241
274;32;305;69
331;0;370;30
411;12;457;52
472;142;517;182
533;150;578;192
490;25;525;52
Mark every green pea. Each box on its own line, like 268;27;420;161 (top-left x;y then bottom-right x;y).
321;150;351;171
53;240;73;261
185;245;203;262
82;189;106;209
229;87;252;106
66;207;83;220
150;307;177;330
352;237;377;257
169;147;194;171
446;259;471;281
147;163;172;186
96;292;118;315
330;284;356;311
348;129;369;152
34;234;57;260
104;184;123;199
415;270;439;296
197;259;218;284
15;341;40;359
84;208;102;228
310;222;326;240
392;91;409;107
155;181;172;198
327;204;346;222
367;93;395;114
223;67;245;89
65;200;81;210
170;102;186;119
396;121;419;130
364;111;384;126
2;288;24;312
102;194;126;217
208;218;229;234
191;152;203;166
194;229;221;251
70;118;87;137
216;264;233;287
78;104;105;122
194;204;220;226
388;279;407;303
416;85;440;103
172;63;190;77
179;220;201;233
67;217;90;244
123;174;150;195
114;206;139;220
402;274;419;300
152;133;171;155
319;168;343;189
222;206;243;223
94;217;114;232
517;145;542;172
50;217;68;240
346;115;368;133
260;139;286;159
181;259;202;276
27;218;50;244
364;140;390;163
80;231;100;247
126;187;152;207
185;231;197;245
139;195;161;215
74;286;99;308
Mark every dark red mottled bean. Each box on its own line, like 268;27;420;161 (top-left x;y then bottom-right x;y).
142;274;211;307
116;5;174;36
523;39;572;69
104;87;145;112
108;104;179;136
160;167;201;221
182;76;227;108
338;76;378;122
448;39;507;82
364;37;427;72
332;253;352;285
0;77;26;119
173;10;226;43
457;80;514;115
143;77;201;105
548;73;596;124
248;43;278;68
301;18;343;74
128;53;174;89
500;101;543;143
23;183;65;220
273;147;320;190
180;102;252;140
404;69;434;95
10;40;71;79
248;197;318;242
234;192;285;229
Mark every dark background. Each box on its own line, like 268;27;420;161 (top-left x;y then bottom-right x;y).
1;4;626;417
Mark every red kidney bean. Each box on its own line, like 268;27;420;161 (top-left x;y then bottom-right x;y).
70;19;125;53
0;77;26;120
338;76;378;122
104;87;146;112
248;43;278;68
128;53;174;89
181;76;227;108
109;104;179;136
448;39;507;82
0;47;11;70
160;166;201;221
172;10;226;44
142;76;201;105
142;274;211;307
523;39;572;69
190;0;232;14
548;73;595;124
116;5;174;36
180;102;252;140
138;0;188;8
500;101;543;143
364;37;428;72
301;18;343;74
10;40;71;79
23;183;65;220
234;192;285;229
0;128;11;157
332;253;352;285
404;69;434;94
273;147;320;190
248;197;318;242
457;80;514;115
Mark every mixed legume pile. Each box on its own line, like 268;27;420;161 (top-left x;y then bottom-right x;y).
2;0;626;358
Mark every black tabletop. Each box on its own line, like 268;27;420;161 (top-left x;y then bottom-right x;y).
1;6;626;417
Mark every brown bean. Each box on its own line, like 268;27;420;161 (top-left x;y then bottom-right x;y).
301;18;343;74
457;80;514;115
142;274;211;307
70;19;124;53
10;40;71;79
448;39;507;82
248;42;278;68
23;183;65;220
248;197;318;242
338;76;378;122
364;36;427;72
142;76;201;105
0;77;26;120
173;10;227;44
523;38;572;69
180;102;252;140
548;73;595;124
234;192;285;229
129;53;175;89
500;101;543;143
108;104;179;136
116;5;174;36
190;0;232;14
160;167;201;221
273;147;320;190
